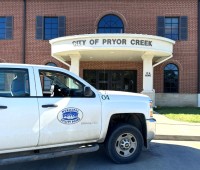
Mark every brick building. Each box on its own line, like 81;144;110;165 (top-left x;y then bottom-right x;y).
0;0;199;106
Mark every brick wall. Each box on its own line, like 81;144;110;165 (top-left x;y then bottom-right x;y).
0;0;198;94
0;0;23;63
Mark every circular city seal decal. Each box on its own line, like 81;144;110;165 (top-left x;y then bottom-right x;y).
57;107;83;125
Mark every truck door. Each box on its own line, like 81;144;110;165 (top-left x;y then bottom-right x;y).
34;68;102;146
0;67;39;151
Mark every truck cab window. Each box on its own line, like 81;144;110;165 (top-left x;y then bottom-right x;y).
39;70;84;97
0;69;30;97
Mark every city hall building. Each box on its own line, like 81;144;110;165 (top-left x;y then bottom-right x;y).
0;0;199;107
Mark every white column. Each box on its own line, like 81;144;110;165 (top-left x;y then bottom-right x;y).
141;53;155;106
69;54;81;76
141;53;154;92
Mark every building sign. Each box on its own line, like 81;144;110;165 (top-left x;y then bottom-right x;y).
145;72;151;77
72;38;152;47
50;34;175;58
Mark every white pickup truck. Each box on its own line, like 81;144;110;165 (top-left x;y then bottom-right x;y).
0;63;156;165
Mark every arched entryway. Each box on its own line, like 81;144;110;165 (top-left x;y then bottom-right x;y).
49;34;175;104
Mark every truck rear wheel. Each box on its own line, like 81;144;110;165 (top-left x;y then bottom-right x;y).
105;124;143;164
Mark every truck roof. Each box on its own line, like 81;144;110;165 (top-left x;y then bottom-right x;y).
0;63;58;69
0;63;83;85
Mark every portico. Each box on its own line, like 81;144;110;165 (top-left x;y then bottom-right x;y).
49;34;175;104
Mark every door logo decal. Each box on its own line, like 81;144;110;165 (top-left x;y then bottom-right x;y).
57;107;83;124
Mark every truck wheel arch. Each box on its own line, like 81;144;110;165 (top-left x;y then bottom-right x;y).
105;113;147;148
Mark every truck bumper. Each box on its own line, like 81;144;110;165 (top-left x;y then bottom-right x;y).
146;118;156;142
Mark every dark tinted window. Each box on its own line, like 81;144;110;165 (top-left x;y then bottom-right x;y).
44;17;58;40
84;70;137;92
164;64;179;93
165;17;179;40
97;14;124;33
0;17;6;39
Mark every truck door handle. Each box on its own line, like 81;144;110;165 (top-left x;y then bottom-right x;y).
42;104;58;108
0;106;7;109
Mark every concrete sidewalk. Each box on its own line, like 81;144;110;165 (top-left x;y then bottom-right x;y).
153;112;200;141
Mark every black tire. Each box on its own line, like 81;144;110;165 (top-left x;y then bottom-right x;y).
105;124;143;164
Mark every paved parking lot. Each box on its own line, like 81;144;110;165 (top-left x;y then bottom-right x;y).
1;140;200;170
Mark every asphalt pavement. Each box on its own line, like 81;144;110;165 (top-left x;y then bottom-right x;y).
1;140;200;170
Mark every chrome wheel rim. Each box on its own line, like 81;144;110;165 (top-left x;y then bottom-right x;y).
115;133;137;157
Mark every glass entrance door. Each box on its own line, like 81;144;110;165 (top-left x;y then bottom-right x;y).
83;70;137;92
98;71;109;90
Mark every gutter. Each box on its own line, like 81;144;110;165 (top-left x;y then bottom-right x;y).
22;0;26;63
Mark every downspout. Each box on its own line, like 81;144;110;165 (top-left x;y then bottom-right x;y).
198;0;200;107
22;0;26;63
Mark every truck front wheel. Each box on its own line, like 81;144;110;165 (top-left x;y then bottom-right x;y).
105;124;143;164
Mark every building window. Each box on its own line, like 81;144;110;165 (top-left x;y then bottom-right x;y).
0;17;6;39
165;18;179;40
164;64;179;93
36;16;66;40
97;14;124;33
44;17;58;40
0;16;13;40
157;16;188;41
46;62;57;67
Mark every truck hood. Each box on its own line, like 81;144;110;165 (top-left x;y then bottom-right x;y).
98;90;150;102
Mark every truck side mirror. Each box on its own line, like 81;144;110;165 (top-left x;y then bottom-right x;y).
84;86;93;97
